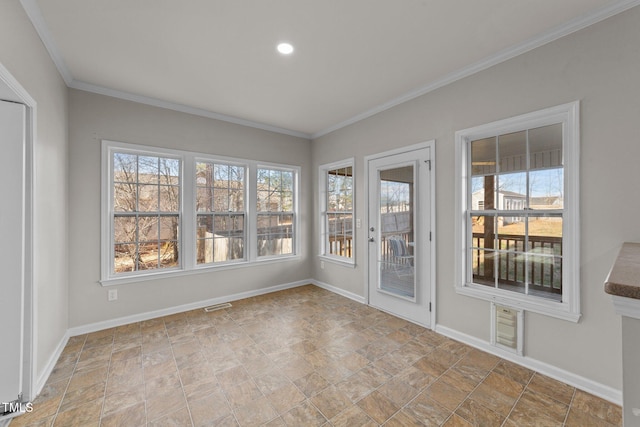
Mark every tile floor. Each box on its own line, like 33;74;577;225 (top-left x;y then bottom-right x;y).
9;285;622;426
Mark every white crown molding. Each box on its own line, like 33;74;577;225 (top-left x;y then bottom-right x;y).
311;0;640;139
19;0;73;85
20;0;640;140
68;80;312;139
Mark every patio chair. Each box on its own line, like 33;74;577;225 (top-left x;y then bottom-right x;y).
387;235;414;277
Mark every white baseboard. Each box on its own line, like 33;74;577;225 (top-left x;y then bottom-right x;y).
34;330;70;398
311;279;366;304
67;280;311;337
435;324;622;405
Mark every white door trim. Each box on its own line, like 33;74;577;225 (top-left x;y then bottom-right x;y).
364;140;436;329
0;61;36;402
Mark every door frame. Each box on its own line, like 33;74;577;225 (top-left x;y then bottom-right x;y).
0;61;36;402
364;141;436;329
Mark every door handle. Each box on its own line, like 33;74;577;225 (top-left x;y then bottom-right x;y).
368;237;375;242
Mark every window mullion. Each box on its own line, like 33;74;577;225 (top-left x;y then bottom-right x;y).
524;129;530;296
182;154;195;271
466;142;473;285
494;136;499;290
247;163;257;262
155;157;161;270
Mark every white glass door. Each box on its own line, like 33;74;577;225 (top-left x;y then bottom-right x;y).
367;146;432;327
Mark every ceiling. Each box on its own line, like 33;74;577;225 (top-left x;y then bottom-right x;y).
22;0;639;139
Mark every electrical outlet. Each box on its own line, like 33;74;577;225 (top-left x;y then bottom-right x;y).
108;289;118;301
321;261;325;269
356;218;361;228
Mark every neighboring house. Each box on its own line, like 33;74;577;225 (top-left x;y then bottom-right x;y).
471;189;526;225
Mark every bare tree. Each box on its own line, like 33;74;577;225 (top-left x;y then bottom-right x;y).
113;153;180;273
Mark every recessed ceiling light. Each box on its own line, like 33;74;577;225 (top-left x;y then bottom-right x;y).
277;43;294;55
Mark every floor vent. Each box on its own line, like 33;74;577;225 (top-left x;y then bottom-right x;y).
491;303;524;355
203;303;232;312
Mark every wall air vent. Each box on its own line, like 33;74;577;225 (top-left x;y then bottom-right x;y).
203;303;232;312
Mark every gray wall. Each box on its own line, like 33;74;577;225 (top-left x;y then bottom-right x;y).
312;7;640;391
0;1;69;386
67;90;312;327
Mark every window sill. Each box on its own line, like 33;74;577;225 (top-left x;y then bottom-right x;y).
319;255;356;268
456;283;581;323
100;255;302;286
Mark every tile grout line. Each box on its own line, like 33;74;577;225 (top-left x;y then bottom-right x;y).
167;317;196;427
97;332;115;426
358;342;426;424
319;318;401;425
216;313;236;424
50;334;87;426
143;321;175;425
563;387;578;426
420;346;503;427
364;316;445;423
221;311;245;426
344;298;515;423
218;310;261;426
499;368;537;427
141;323;162;427
239;314;283;426
129;323;149;427
452;354;502;425
334;323;460;425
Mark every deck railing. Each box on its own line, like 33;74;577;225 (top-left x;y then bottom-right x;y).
472;233;562;294
327;232;414;262
328;235;353;258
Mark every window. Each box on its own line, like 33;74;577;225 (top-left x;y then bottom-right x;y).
455;102;580;321
257;167;296;257
107;147;182;277
102;140;299;284
196;161;246;264
320;160;354;263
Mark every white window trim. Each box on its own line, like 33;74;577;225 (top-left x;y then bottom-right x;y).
255;163;301;261
454;102;581;322
319;158;356;266
101;140;186;283
101;140;301;286
193;157;249;267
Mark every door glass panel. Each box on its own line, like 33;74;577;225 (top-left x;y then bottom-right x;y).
378;165;415;299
